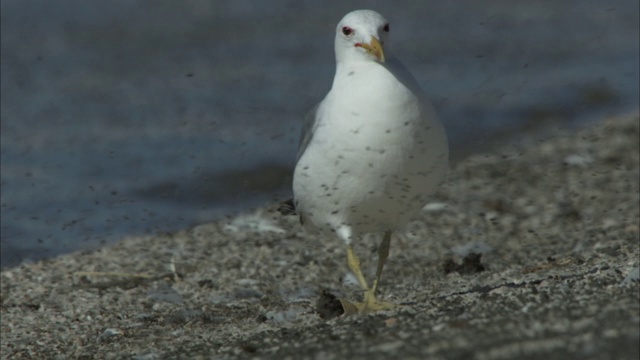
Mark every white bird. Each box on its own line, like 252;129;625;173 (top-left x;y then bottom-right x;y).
281;9;448;314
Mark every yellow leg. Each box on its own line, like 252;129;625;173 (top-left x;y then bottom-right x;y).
340;232;395;314
371;231;391;296
347;245;369;291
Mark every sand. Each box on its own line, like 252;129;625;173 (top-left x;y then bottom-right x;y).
1;114;638;360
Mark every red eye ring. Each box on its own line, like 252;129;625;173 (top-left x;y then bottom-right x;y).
342;26;353;36
383;23;390;32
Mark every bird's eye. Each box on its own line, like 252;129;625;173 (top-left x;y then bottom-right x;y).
383;23;390;32
342;26;353;36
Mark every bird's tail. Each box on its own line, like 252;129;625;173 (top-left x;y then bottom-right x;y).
277;198;297;216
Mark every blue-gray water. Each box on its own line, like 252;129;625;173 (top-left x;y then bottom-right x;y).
1;0;638;268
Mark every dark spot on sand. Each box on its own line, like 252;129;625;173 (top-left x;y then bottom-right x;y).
443;253;486;275
316;290;345;320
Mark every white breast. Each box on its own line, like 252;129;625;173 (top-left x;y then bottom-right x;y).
293;59;448;241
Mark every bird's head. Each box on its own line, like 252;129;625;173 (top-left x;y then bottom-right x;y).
335;10;389;64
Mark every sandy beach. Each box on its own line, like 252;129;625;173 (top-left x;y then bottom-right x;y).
1;114;638;359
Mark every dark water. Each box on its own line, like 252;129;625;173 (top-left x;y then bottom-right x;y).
1;0;638;268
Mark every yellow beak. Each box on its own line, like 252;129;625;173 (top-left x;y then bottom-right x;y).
356;37;385;63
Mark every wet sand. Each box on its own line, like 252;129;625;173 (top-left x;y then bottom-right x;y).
1;114;638;359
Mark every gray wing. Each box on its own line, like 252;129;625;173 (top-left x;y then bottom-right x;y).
278;102;322;218
296;102;321;162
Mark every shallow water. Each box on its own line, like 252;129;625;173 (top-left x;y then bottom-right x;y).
1;0;638;268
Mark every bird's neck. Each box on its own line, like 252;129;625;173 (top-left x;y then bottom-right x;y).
335;60;386;77
333;61;392;92
331;60;415;107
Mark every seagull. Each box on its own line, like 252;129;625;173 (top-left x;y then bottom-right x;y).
280;9;448;314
